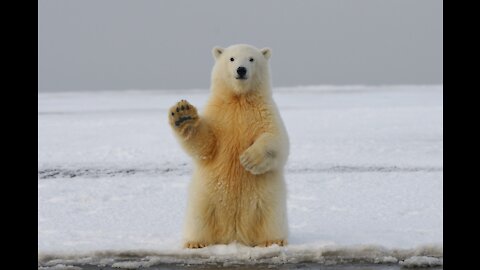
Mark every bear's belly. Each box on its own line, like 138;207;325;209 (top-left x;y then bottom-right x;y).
198;153;281;244
205;138;279;214
208;136;258;185
198;102;276;228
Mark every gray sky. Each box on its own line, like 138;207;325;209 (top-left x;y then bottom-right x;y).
38;0;443;92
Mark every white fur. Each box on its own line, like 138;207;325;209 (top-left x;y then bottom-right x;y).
172;44;289;247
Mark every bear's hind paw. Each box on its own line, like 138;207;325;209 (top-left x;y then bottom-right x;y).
256;239;287;247
184;241;208;249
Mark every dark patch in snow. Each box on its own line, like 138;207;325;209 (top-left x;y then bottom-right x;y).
38;165;442;179
290;166;443;174
38;163;190;179
38;108;165;116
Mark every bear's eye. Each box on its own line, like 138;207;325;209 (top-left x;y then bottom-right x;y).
249;58;254;62
230;57;235;62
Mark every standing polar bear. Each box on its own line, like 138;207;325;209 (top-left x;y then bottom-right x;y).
168;44;289;248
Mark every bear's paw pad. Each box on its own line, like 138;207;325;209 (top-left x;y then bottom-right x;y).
169;100;198;128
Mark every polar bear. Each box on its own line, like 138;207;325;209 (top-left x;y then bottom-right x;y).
168;44;289;248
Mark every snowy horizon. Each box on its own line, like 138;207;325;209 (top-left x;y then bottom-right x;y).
37;84;443;93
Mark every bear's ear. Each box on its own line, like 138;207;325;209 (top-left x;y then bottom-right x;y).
212;46;224;60
261;47;272;60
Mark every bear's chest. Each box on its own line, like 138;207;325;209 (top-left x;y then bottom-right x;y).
212;102;269;151
202;97;274;191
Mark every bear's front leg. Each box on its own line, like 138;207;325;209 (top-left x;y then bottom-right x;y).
169;100;217;160
240;133;280;175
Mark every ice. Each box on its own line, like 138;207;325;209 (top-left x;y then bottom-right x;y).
399;256;443;268
38;85;443;268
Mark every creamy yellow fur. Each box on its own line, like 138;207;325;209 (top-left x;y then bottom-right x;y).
169;44;289;248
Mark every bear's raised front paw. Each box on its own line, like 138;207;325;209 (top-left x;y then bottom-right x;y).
169;100;198;129
240;146;274;175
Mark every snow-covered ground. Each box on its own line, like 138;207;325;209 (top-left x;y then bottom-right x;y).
38;85;443;268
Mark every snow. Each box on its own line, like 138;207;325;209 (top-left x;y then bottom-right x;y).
400;256;443;268
38;85;443;268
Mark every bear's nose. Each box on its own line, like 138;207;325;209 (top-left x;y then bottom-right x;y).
237;66;247;77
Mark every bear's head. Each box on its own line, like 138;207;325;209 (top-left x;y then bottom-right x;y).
211;44;272;94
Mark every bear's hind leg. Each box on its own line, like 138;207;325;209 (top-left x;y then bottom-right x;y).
183;191;232;248
183;178;216;249
183;215;213;249
238;179;288;247
184;207;232;248
236;201;288;247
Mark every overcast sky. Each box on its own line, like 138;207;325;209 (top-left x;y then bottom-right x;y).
38;0;443;92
